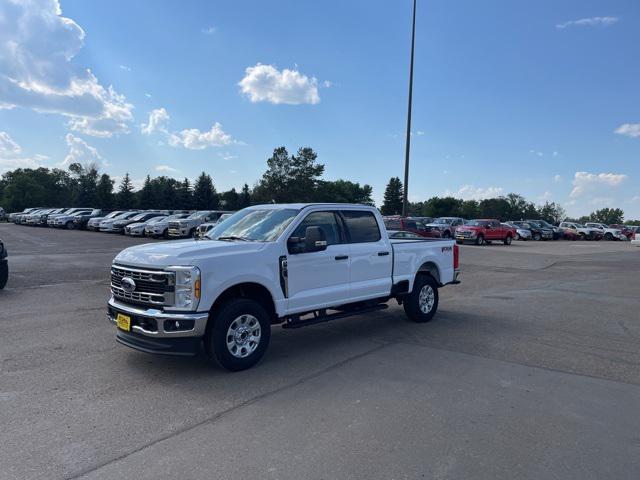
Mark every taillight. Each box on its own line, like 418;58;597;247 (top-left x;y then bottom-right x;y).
453;244;459;269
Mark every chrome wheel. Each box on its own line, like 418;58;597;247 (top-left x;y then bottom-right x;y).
418;285;435;314
226;314;261;358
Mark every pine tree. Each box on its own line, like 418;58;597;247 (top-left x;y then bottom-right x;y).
192;172;218;209
96;173;115;209
381;177;403;215
116;173;135;209
138;175;154;209
177;178;193;211
240;183;251;208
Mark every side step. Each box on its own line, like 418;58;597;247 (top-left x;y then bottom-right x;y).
282;304;388;329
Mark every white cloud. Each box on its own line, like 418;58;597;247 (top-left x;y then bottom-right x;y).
239;64;320;105
614;123;640;138
61;133;104;167
529;149;544;157
201;26;216;35
145;93;152;98
570;171;627;198
0;0;133;137
218;152;237;161
155;164;178;173
553;174;562;183
322;80;333;88
141;108;170;135
169;123;233;150
0;131;22;156
444;185;504;200
538;191;553;201
142;107;234;149
0;131;48;171
556;16;619;29
119;65;131;72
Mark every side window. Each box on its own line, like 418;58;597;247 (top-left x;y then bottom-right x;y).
291;211;342;246
405;220;418;230
492;220;500;227
342;211;381;243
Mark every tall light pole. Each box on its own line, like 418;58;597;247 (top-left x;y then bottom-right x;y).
402;0;417;217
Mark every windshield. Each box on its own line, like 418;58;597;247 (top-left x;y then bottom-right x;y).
206;208;299;242
467;220;489;227
146;216;167;224
187;211;208;219
574;223;585;228
105;211;122;219
433;218;452;224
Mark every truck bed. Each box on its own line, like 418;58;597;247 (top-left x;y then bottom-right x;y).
390;237;456;288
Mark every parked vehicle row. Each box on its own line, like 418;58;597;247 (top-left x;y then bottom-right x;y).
7;207;234;238
381;215;634;245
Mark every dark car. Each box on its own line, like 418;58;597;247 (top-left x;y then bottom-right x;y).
512;221;552;241
383;216;441;238
73;209;112;229
526;219;562;240
0;239;7;289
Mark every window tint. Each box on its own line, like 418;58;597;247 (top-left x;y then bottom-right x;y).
292;211;342;246
383;218;401;230
342;211;381;243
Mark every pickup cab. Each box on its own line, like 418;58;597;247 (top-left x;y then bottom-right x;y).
455;219;515;245
108;204;460;371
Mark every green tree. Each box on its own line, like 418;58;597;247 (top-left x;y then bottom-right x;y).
537;202;565;224
239;183;251;208
116;173;136;209
253;146;324;203
381;177;403;215
96;173;115;209
193;172;218;209
421;196;462;218
221;188;240;210
177;178;193;211
589;208;624;225
138;175;155;209
315;179;374;205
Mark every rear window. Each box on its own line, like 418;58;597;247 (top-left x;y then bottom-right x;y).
383;218;401;230
343;211;381;243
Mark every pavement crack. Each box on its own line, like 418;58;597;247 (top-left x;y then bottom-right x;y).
65;342;391;480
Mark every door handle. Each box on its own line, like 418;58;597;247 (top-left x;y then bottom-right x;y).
378;251;390;256
335;255;349;261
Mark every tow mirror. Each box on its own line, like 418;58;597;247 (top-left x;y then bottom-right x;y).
304;226;327;252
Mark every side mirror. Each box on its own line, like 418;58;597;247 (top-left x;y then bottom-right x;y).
304;226;327;252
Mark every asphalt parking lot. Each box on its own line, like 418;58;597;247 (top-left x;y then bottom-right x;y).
1;223;639;480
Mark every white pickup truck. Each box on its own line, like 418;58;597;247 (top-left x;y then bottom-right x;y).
108;204;460;370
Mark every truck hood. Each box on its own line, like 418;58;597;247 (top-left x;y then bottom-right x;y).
114;239;268;268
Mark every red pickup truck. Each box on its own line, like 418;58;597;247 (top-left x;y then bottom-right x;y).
455;219;515;245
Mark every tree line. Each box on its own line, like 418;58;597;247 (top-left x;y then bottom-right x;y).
0;146;373;212
380;176;638;225
1;149;637;225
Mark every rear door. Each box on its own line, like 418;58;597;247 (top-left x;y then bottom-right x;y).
341;210;393;301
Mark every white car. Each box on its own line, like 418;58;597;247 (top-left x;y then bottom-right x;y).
124;216;168;236
99;211;143;232
144;213;191;238
195;213;233;238
504;222;532;241
51;209;93;229
558;222;602;240
584;223;627;241
631;228;640;247
87;211;128;231
108;204;461;371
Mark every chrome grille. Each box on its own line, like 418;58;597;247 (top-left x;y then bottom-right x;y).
111;265;174;307
168;221;181;229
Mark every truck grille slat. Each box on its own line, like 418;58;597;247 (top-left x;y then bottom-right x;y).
110;265;174;307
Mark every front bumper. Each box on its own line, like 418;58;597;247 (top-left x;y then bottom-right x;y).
107;298;209;356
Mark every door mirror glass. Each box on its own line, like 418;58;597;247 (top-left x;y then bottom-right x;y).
304;226;327;252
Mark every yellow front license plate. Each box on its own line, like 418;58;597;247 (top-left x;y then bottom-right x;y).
116;313;131;332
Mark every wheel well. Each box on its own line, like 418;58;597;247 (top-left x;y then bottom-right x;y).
210;282;277;322
417;261;441;286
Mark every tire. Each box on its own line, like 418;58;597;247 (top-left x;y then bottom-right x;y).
604;233;613;241
515;233;521;241
0;261;7;289
163;229;169;239
533;233;541;241
189;228;196;238
442;230;451;239
504;235;512;245
579;233;586;241
66;221;75;230
475;234;484;245
403;274;439;323
205;298;271;371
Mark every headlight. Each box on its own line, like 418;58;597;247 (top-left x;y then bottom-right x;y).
166;266;201;311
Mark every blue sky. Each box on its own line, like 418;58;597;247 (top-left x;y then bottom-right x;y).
1;0;639;218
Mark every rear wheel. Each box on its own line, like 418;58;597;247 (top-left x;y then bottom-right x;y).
504;235;512;245
404;274;439;323
533;233;541;241
205;298;271;371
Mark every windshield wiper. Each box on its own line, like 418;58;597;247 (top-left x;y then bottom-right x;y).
216;236;250;242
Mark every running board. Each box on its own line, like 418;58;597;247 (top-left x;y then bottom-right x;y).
282;304;388;329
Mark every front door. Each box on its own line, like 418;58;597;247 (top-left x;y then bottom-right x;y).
286;211;351;313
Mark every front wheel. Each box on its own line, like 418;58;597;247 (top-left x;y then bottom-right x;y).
404;274;439;323
66;222;75;230
0;261;7;289
504;235;512;245
205;298;271;371
533;233;541;241
475;234;485;245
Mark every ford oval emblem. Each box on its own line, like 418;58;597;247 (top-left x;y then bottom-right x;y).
121;277;136;293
